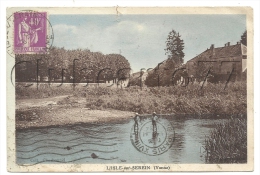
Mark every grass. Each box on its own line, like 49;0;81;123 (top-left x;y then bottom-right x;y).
84;82;246;115
15;83;85;99
16;82;247;116
204;117;247;163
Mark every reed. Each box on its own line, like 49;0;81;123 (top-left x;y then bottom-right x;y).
204;117;247;163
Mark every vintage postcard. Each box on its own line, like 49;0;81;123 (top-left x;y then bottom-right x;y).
6;7;254;172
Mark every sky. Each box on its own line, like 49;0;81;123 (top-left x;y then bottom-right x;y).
49;14;246;72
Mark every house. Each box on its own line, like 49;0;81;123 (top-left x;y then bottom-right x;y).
186;42;247;82
129;71;149;87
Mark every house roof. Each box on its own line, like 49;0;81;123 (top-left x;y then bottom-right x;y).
187;43;246;63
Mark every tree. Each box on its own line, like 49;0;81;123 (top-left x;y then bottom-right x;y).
165;30;185;65
240;30;247;46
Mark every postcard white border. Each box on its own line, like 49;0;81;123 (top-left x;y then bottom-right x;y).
1;2;258;174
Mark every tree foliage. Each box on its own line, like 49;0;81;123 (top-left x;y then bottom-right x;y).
240;30;247;46
15;47;131;83
165;30;185;65
145;58;185;87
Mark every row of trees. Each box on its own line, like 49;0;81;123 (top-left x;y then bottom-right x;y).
15;47;131;83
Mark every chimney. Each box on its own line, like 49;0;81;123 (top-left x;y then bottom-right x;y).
224;42;231;47
237;41;240;45
210;44;215;57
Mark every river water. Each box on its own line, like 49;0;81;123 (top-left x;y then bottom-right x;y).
16;117;226;165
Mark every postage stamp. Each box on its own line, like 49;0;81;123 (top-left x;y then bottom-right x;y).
14;12;47;54
6;7;254;172
7;10;54;57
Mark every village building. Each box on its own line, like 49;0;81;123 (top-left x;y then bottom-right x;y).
129;69;152;87
186;42;247;82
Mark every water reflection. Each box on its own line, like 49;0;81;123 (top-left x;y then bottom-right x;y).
16;116;226;165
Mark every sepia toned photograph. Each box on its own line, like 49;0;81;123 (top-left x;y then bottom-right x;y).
6;7;254;172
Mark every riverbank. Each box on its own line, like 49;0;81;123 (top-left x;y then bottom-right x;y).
15;82;247;129
15;85;248;164
16;107;134;129
16;96;134;129
16;82;247;115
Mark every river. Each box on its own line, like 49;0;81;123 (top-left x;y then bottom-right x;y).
16;117;226;165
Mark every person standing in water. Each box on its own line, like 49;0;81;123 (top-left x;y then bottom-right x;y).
152;112;158;138
134;113;140;134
